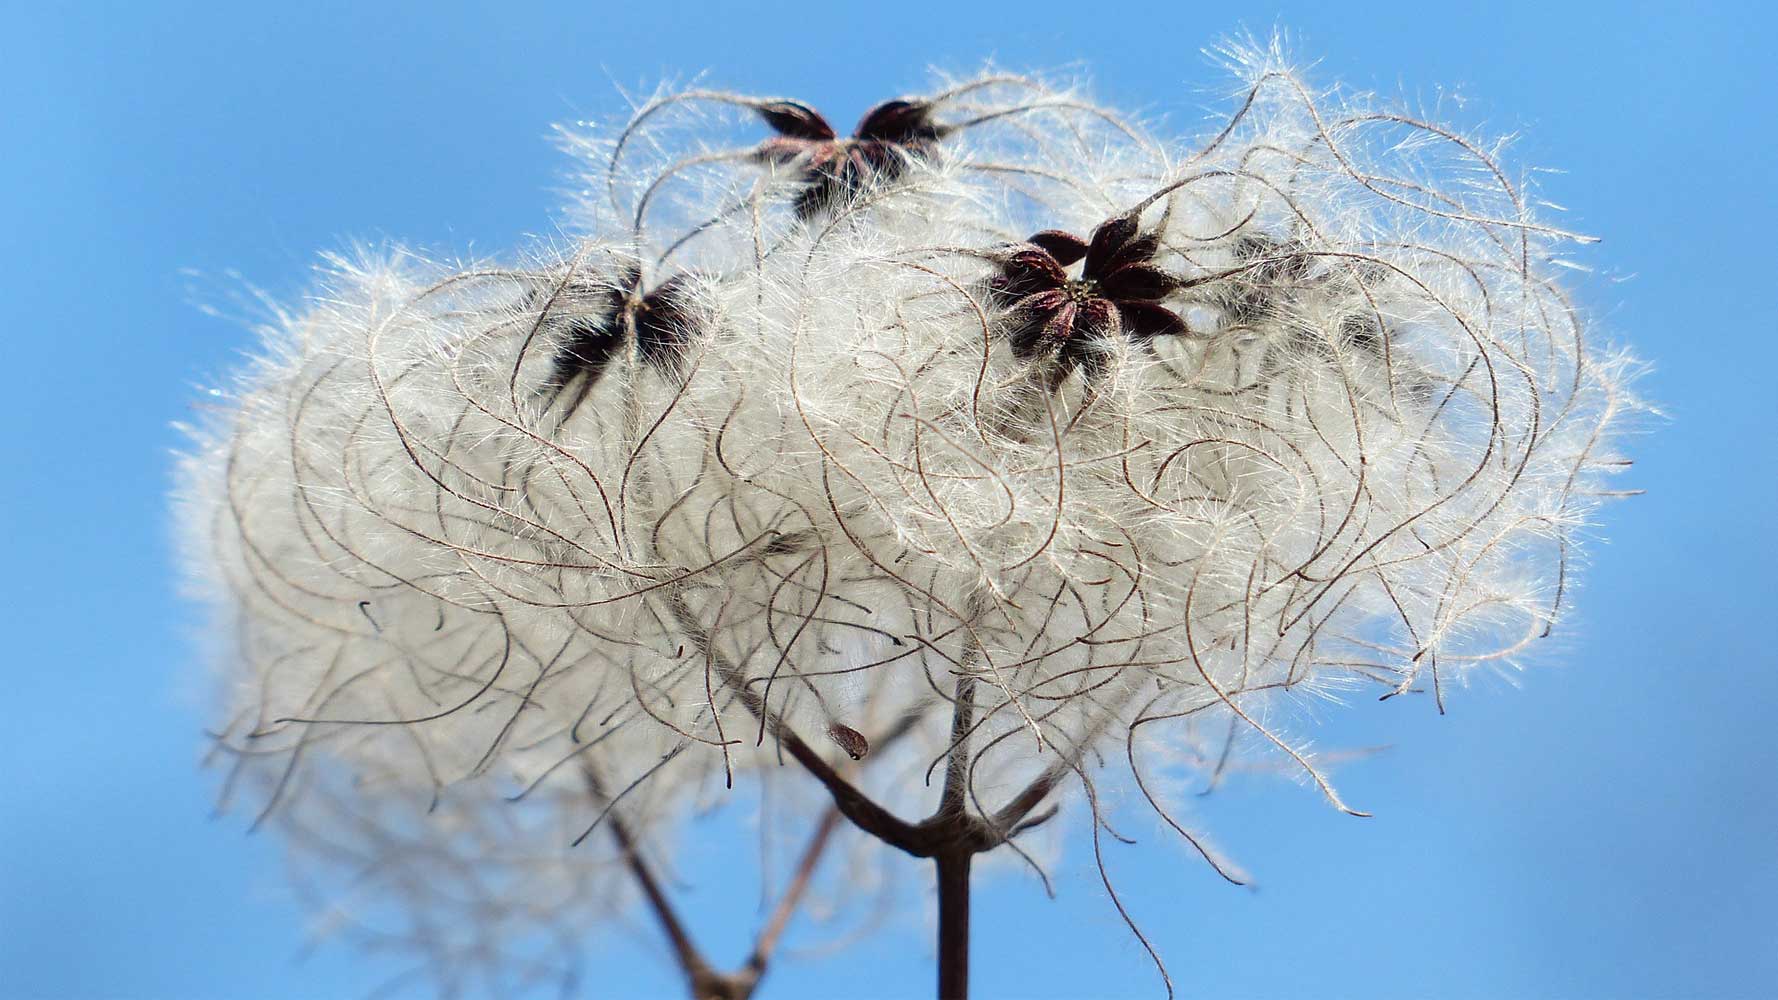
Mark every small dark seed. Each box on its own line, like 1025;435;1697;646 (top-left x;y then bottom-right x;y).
827;723;869;760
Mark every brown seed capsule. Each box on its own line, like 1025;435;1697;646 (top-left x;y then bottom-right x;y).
753;98;945;218
826;723;869;761
989;215;1187;384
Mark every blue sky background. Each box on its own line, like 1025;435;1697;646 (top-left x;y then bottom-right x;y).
3;2;1775;997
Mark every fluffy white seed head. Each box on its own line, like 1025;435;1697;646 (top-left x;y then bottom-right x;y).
177;47;1639;983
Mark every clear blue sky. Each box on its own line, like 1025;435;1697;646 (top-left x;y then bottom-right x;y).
3;2;1774;997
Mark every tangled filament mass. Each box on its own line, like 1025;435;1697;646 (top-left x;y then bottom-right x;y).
177;45;1638;993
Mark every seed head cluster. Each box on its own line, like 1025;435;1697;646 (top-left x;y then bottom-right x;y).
176;44;1638;993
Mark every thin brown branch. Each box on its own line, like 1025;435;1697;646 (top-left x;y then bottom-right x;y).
665;590;925;854
937;676;977;820
601;796;718;990
594;767;851;1000
989;765;1063;834
746;806;843;977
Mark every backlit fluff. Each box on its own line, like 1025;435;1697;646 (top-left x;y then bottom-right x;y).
177;43;1637;989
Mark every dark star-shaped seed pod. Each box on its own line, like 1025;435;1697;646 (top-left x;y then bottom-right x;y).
988;214;1189;382
542;265;701;416
753;98;944;218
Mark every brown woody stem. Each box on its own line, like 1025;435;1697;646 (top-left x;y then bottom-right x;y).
936;851;973;1000
932;670;978;999
664;589;1068;1000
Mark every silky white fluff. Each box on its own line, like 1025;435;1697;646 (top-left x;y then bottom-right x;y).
176;45;1639;989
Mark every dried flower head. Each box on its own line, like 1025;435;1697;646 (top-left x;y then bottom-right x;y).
990;216;1189;383
178;43;1640;997
753;98;946;217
